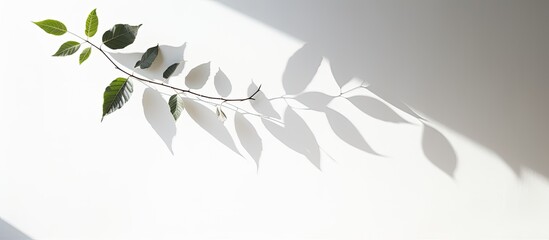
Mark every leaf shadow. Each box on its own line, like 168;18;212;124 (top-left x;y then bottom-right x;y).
235;112;262;170
293;92;380;156
214;68;233;97
282;43;323;95
422;122;457;178
248;82;281;119
185;99;241;156
108;44;186;83
262;107;321;169
325;108;380;155
0;217;33;240
366;84;424;121
294;92;333;111
347;95;409;123
330;58;354;89
185;62;211;89
142;88;176;154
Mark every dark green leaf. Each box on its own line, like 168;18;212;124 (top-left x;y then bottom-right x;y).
102;77;133;121
168;94;185;121
137;44;159;69
163;63;180;79
134;60;141;68
53;41;80;56
216;105;227;122
102;24;141;50
79;47;91;64
33;19;67;36
85;9;98;37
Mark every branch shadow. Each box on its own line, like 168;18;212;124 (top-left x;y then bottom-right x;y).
245;44;386;169
0;217;33;240
215;0;549;178
102;28;443;173
104;40;399;171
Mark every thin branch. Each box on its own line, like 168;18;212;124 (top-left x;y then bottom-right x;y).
71;32;260;102
193;97;284;125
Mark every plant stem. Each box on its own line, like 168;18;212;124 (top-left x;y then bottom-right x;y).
71;32;260;102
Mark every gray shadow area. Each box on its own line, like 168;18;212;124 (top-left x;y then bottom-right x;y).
107;44;186;154
347;95;408;124
214;68;233;97
325;108;379;156
422;122;457;178
0;218;33;240
184;99;241;156
248;82;324;168
216;0;549;178
108;44;186;83
235;112;262;170
294;92;333;111
262;107;321;169
282;43;322;95
185;62;211;89
142;88;176;154
248;82;281;119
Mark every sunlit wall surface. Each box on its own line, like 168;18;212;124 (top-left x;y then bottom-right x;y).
0;1;548;239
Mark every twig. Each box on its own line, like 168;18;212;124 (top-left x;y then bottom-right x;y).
69;31;261;102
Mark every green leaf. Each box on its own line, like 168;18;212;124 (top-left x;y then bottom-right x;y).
134;60;141;68
137;44;159;69
102;24;142;50
79;47;91;64
168;94;185;121
102;77;133;121
53;41;80;56
33;19;67;36
163;63;180;79
85;9;98;37
216;105;227;122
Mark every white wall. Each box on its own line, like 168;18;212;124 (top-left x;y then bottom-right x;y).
1;0;548;239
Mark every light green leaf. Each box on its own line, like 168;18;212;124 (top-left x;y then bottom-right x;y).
102;77;133;121
102;24;142;50
33;19;67;36
53;41;80;56
163;63;180;79
85;9;98;37
79;47;91;64
216;105;227;122
168;94;185;121
137;44;159;69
